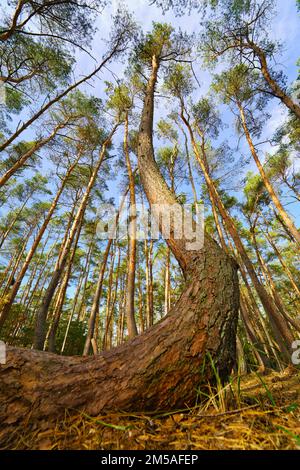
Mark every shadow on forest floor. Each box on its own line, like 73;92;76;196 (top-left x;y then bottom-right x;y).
4;366;300;450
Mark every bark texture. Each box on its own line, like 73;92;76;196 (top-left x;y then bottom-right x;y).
0;252;238;442
0;53;239;442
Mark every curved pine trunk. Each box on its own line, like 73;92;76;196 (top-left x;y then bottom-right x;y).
0;252;238;442
0;53;239;443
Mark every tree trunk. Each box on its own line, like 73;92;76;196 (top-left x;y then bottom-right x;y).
124;111;138;338
181;109;294;358
102;243;117;350
164;246;171;316
263;226;300;299
240;293;271;370
137;267;145;333
33;127;117;350
0;159;79;331
250;228;300;333
47;217;82;353
224;226;291;366
0;54;239;437
247;40;300;120
0;47;123;153
238;103;300;247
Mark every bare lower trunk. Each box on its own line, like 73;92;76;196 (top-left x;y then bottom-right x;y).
124;112;138;338
181;109;294;358
34;130;117;350
0;253;238;440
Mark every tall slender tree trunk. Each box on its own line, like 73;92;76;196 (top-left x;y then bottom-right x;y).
263;226;300;298
240;293;271;370
102;243;117;350
0;251;18;292
223;224;292;365
251;229;300;333
180;109;294;358
164;246;171;316
47;217;83;353
209;194;271;369
0;159;79;331
61;238;94;354
124;111;138;338
224;231;276;359
238;103;300;246
0;46;123;153
137;267;145;333
181;127;198;206
19;229;52;306
33;127;118;350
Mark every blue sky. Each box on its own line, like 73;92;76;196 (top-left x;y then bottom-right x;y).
0;0;299;305
72;0;300;222
1;0;300;223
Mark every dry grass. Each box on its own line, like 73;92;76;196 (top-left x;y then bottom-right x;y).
3;367;300;450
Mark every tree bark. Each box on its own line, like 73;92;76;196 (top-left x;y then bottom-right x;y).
124;111;138;338
0;158;79;331
0;54;239;438
180;109;294;358
247;40;300;121
238;103;300;247
33;127;118;350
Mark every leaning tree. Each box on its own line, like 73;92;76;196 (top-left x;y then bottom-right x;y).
0;24;239;443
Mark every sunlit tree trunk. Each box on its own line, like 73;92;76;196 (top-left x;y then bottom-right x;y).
61;237;94;354
238;103;300;247
34;127;118;350
247;40;300;120
102;242;116;350
47;217;83;353
83;189;128;355
124;111;138;338
164;246;171;316
0;53;239;434
0;160;78;331
180;110;294;359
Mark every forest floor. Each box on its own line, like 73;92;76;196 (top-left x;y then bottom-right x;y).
4;366;300;450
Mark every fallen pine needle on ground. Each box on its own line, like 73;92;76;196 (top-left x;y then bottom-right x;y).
1;367;300;450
